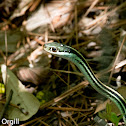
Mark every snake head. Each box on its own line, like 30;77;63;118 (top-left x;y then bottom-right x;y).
43;42;82;63
44;42;71;55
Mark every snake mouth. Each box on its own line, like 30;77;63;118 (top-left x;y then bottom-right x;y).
43;44;47;48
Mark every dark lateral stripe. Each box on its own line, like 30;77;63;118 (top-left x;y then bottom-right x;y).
72;49;126;114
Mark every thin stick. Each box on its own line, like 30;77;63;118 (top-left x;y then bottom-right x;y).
5;30;8;85
108;35;126;84
48;106;92;112
84;0;99;17
40;81;88;109
0;90;13;120
50;68;83;76
75;5;78;49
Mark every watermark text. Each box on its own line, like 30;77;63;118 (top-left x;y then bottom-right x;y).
1;118;19;125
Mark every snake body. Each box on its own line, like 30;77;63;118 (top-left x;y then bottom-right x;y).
44;42;126;124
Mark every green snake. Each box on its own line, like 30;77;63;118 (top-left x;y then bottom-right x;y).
44;42;126;124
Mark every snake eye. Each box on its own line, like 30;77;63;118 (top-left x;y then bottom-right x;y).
50;47;57;52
